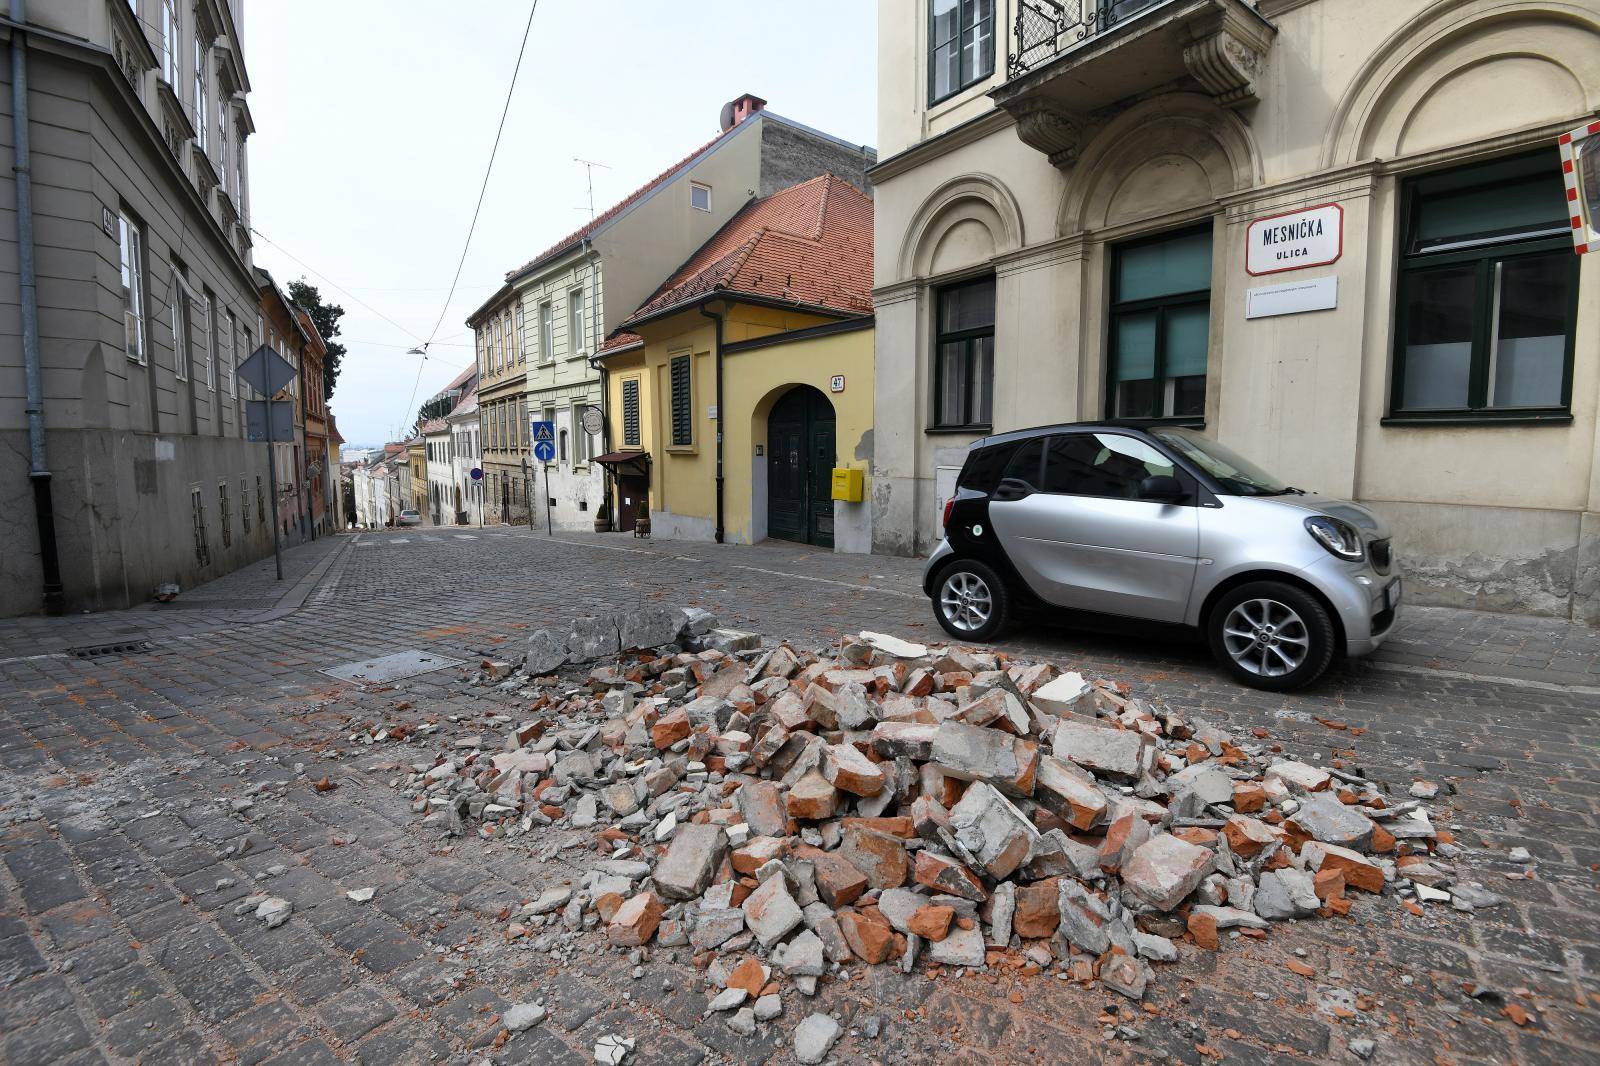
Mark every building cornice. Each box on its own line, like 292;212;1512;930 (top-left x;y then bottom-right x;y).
867;109;1015;186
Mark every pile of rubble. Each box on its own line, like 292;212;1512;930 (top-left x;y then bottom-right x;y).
369;605;1489;1056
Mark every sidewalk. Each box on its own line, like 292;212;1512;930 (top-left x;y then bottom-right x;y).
0;534;351;659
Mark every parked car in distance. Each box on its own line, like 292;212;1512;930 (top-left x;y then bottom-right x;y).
923;422;1401;691
396;509;422;527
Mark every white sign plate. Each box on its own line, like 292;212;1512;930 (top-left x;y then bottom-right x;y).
830;375;846;393
1246;275;1339;320
1246;204;1343;276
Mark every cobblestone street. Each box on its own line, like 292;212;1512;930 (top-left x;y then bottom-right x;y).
2;528;1598;1065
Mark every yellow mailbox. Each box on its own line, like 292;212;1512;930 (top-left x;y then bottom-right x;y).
831;467;863;503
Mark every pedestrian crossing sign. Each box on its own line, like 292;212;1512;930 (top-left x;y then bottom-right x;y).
530;419;556;462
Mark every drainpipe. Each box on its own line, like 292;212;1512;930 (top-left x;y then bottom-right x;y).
11;0;64;614
700;303;725;544
584;240;614;525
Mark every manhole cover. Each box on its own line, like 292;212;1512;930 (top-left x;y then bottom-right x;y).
324;649;466;684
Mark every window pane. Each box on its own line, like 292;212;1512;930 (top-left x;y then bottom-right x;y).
1412;151;1569;251
1162;304;1208;379
1169;375;1206;419
939;277;995;332
971;334;993;425
937;341;967;426
1489;254;1570;408
1110;309;1156;410
931;0;959;45
932;42;959;99
1400;264;1475;410
1001;438;1043;486
1116;229;1212;302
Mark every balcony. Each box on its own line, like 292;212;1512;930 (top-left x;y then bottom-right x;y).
993;0;1274;168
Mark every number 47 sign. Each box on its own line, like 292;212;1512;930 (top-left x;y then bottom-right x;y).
530;418;556;462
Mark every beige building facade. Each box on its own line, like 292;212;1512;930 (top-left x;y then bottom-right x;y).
871;0;1600;620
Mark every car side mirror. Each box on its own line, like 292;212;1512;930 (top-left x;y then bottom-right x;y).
992;477;1034;502
1139;474;1187;503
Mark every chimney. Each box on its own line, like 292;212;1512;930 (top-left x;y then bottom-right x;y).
719;93;768;132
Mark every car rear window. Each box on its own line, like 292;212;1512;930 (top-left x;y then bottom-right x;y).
956;440;1022;493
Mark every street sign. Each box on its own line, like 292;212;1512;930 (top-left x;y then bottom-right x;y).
530;419;555;462
1560;121;1600;255
1245;203;1343;276
470;467;483;480
238;344;297;397
581;406;604;435
246;399;294;442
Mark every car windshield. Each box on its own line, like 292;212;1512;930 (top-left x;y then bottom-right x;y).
1153;429;1293;496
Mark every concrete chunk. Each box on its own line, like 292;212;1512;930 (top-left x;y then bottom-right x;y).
654;823;728;900
948;781;1038;881
1122;833;1213;912
1052;720;1151;781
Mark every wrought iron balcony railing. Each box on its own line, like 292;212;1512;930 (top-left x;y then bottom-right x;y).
1009;0;1173;78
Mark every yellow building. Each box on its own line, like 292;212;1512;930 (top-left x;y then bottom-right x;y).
597;175;876;551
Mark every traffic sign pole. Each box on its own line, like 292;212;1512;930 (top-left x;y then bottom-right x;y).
529;418;557;537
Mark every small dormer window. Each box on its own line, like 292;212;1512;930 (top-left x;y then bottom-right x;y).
691;182;712;212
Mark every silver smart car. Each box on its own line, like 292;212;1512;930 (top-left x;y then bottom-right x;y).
923;422;1401;691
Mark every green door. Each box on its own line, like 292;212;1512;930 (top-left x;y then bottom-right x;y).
767;387;835;548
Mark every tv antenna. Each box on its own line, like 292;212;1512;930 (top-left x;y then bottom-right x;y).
574;157;611;220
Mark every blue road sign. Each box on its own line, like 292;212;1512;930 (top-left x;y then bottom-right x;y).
530;419;556;462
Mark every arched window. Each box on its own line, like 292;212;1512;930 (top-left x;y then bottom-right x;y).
559;428;569;462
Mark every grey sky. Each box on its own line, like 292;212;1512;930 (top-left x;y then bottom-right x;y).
244;1;878;449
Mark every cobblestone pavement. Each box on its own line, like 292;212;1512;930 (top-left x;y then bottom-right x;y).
1;527;1597;1065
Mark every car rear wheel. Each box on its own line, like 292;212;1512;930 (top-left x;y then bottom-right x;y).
1208;581;1336;691
932;559;1011;643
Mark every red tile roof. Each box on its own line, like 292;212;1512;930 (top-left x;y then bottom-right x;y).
506;126;741;282
598;330;644;355
418;419;449;435
621;174;873;329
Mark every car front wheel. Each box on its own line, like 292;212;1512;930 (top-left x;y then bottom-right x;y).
931;559;1011;644
1208;581;1337;691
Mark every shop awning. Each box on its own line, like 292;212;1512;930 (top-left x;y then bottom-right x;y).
592;450;651;478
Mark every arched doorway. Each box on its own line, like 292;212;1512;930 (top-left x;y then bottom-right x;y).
767;385;835;548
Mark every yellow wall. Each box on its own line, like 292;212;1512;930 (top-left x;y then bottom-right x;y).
603;301;875;545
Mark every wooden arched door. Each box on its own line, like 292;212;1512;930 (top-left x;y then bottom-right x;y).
767;386;835;548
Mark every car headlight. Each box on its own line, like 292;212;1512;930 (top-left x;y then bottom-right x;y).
1305;515;1365;561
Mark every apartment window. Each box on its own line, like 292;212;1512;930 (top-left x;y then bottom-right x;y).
929;0;995;104
217;96;228;186
118;212;147;364
540;302;554;361
193;35;208;151
221;310;236;396
218;480;232;547
240;476;250;532
160;0;179;85
1391;150;1577;419
190;487;210;566
559;428;569;463
670;354;693;446
504;311;516;365
517;397;527;448
1108;227;1212;421
569;287;586;355
622;379;641;447
514;306;525;363
170;270;188;380
201;291;216;389
932;276;994;429
691;182;712;212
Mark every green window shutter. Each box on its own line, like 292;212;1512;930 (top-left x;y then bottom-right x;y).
622;379;640;447
670;355;692;446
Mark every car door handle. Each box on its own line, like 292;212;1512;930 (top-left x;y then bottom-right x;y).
992;478;1033;502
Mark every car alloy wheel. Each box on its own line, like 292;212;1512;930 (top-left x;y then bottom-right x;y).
1221;597;1311;678
939;570;993;634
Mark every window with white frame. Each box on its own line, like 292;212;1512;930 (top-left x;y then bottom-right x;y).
118;212;146;364
192;291;211;388
569;287;586;355
170;268;188;380
540;302;553;361
490;315;502;372
160;0;179;86
691;182;712;212
193;34;208;151
514;306;525;363
217;96;228;188
221;309;236;396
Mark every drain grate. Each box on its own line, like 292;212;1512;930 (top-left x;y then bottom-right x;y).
68;640;155;660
